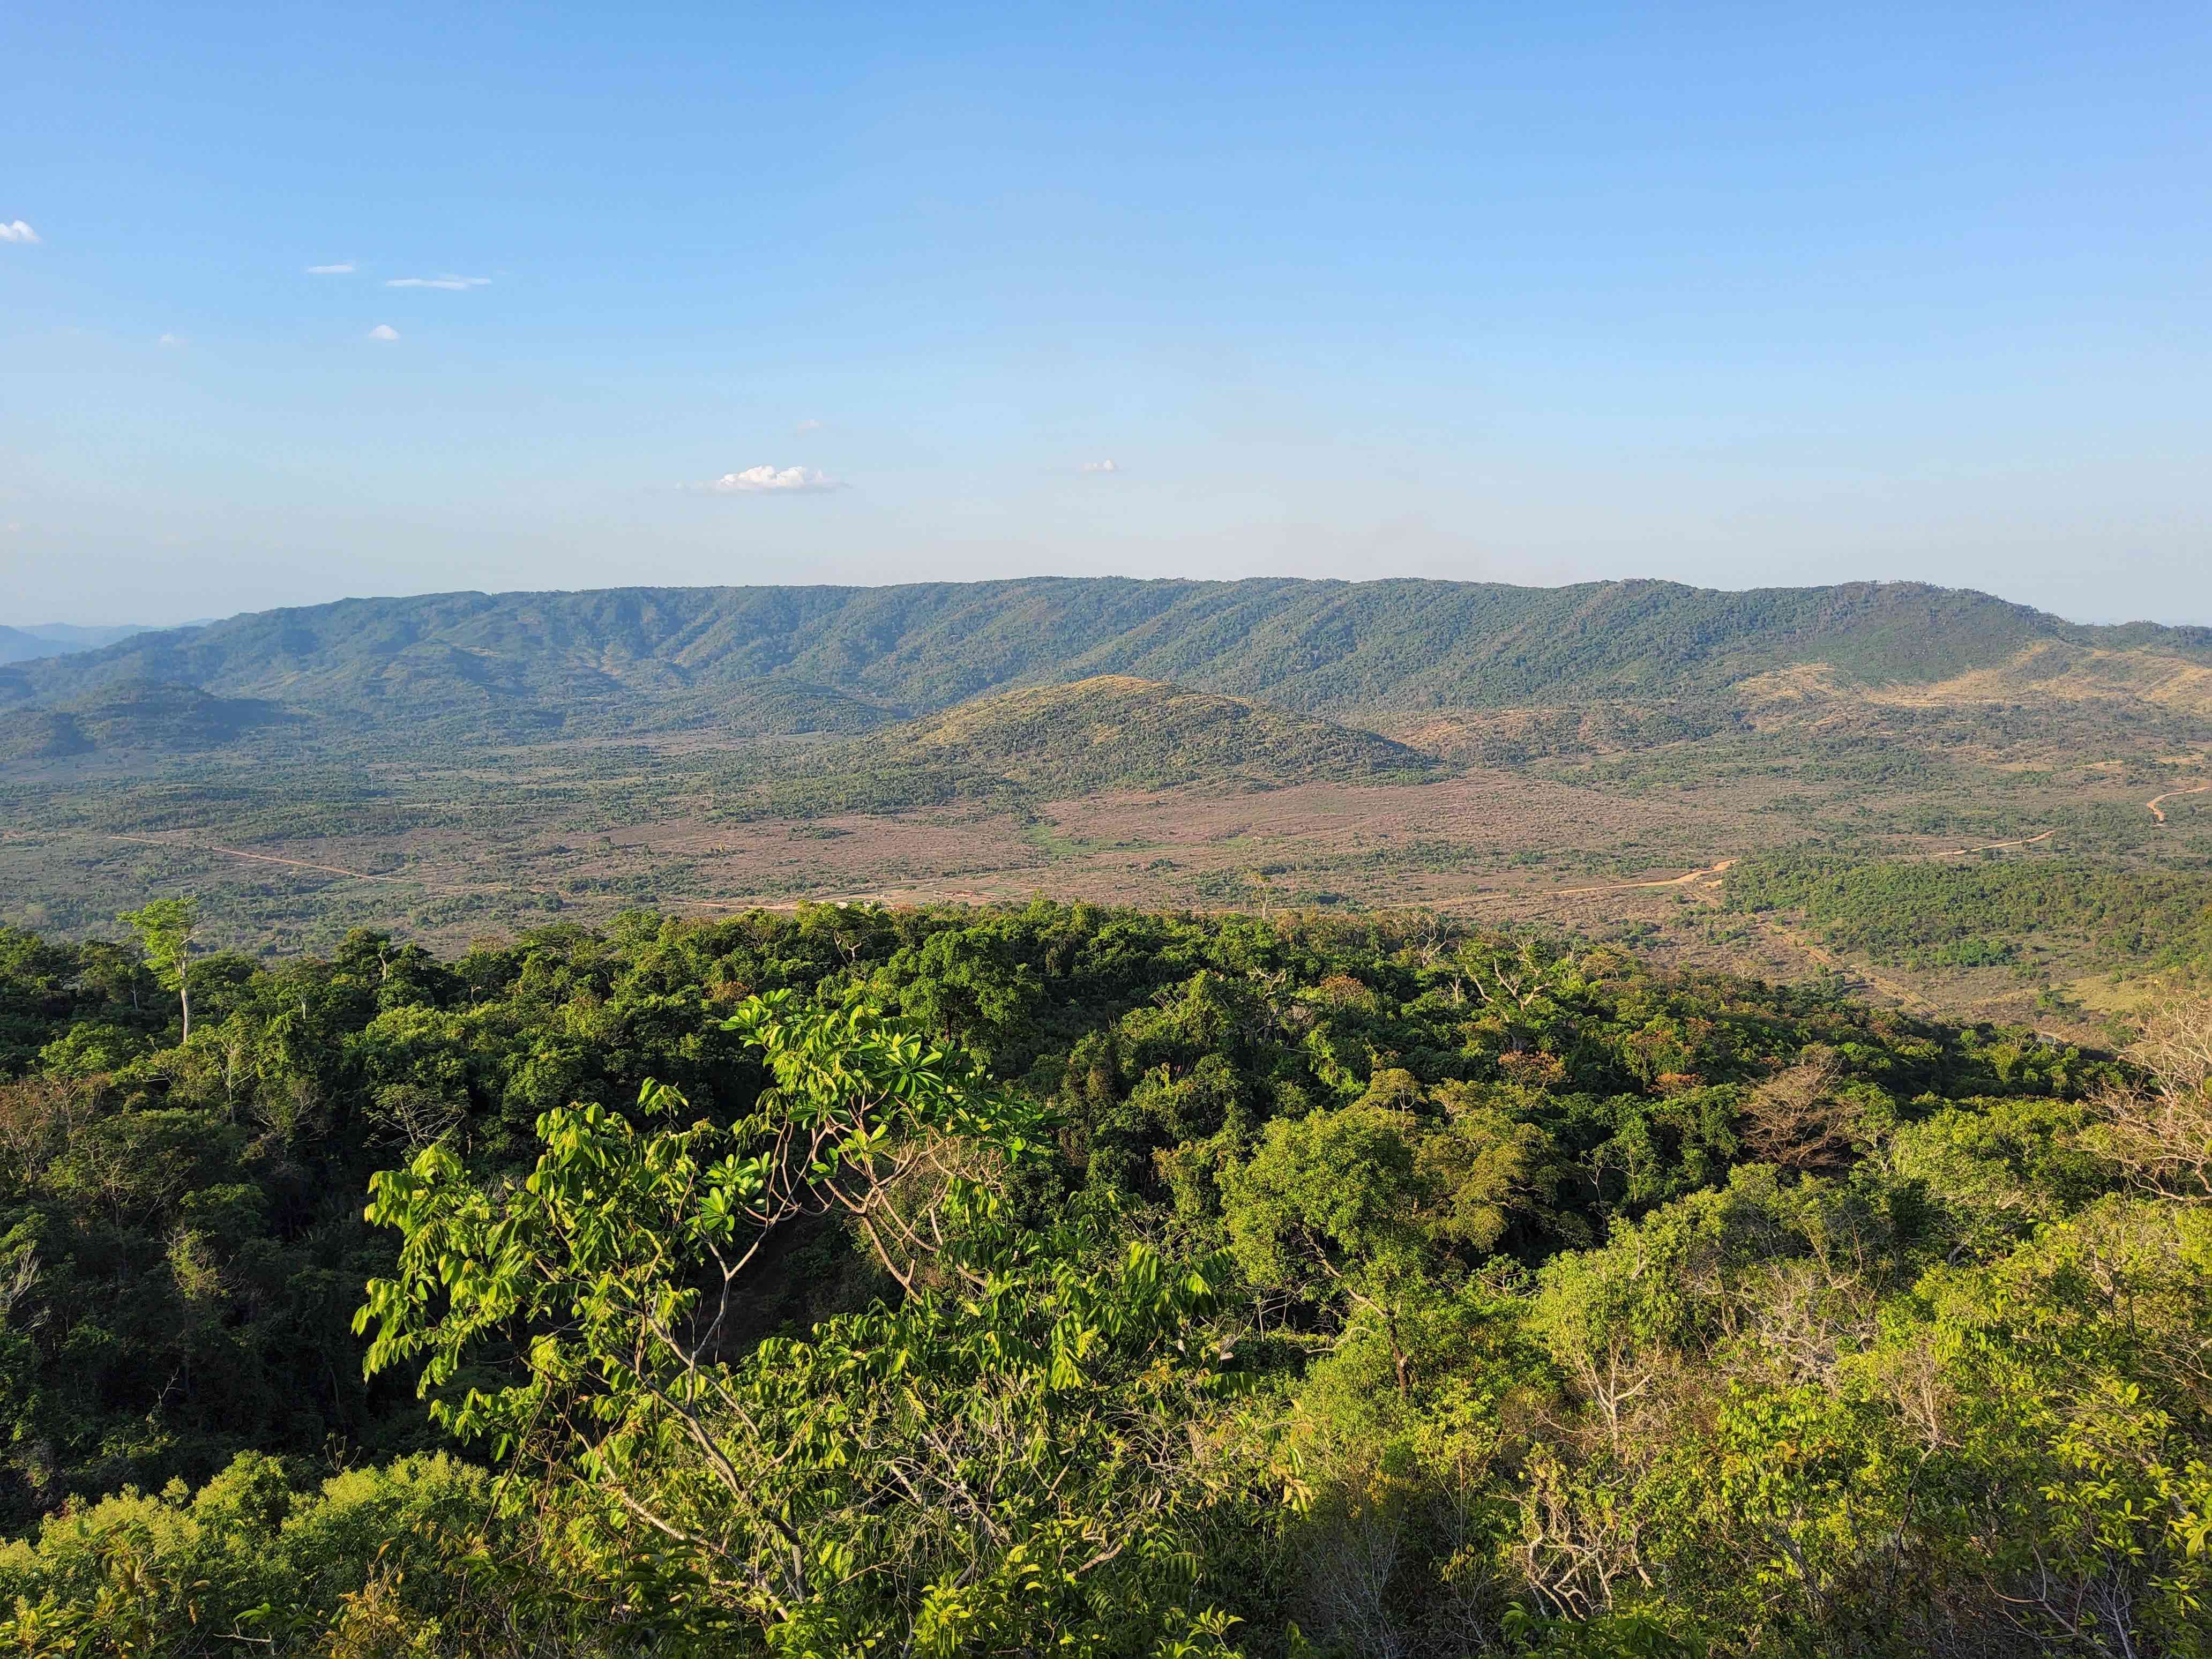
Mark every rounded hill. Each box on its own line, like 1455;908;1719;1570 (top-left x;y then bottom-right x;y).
0;681;292;762
871;675;1436;791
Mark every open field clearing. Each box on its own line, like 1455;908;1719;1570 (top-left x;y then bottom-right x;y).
9;734;2208;1041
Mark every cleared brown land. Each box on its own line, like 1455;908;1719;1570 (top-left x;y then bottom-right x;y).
5;738;2184;1032
9;656;2211;1049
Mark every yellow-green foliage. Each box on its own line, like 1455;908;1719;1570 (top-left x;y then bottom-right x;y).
0;1453;494;1654
6;905;2210;1655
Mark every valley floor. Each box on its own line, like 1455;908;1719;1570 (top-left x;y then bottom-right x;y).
8;740;2207;1041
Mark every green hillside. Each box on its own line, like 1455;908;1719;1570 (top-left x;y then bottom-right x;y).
625;675;902;739
11;578;2203;744
710;676;1438;821
0;681;291;761
869;675;1434;790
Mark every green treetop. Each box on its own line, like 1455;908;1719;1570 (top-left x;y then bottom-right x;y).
117;896;201;1044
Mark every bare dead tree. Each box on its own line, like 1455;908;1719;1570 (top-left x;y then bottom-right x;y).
2089;989;2212;1204
1739;1045;1861;1175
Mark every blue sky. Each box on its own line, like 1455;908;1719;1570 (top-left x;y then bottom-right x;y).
3;2;2207;625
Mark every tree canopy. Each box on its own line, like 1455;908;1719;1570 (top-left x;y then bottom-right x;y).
2;900;2207;1655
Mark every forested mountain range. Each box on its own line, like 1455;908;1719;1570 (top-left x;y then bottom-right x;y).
8;577;2208;743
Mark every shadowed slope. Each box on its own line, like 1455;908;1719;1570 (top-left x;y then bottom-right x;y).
0;681;293;761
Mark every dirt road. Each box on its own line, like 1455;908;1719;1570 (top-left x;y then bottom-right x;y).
2148;782;2212;823
1526;829;2052;902
92;831;433;886
29;829;541;899
1934;830;2055;856
1747;914;1937;1012
1543;858;1739;898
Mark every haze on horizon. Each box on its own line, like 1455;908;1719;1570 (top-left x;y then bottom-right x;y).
3;3;2207;629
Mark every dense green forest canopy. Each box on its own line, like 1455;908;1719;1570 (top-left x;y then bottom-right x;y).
11;577;2207;748
4;899;2209;1654
1727;854;2212;973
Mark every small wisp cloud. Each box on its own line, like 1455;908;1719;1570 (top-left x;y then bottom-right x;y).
306;261;355;274
1;221;40;244
1079;459;1119;474
367;324;401;342
697;465;843;495
387;275;491;290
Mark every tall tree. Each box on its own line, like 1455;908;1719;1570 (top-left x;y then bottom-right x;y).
117;897;201;1044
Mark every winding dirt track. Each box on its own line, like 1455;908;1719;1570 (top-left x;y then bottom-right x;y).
1543;859;1739;898
21;829;537;899
1508;829;2056;908
1934;830;2055;856
93;831;439;887
1753;916;1938;1012
2148;782;2212;823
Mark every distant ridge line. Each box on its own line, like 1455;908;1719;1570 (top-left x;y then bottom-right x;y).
6;576;2209;731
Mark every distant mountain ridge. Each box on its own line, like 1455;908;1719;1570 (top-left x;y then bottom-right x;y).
5;577;2207;738
0;621;186;666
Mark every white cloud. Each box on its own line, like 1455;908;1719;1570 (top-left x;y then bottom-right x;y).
794;417;823;432
386;274;490;290
306;261;355;274
1079;459;1119;474
0;221;39;244
367;324;401;342
158;333;186;347
697;465;843;494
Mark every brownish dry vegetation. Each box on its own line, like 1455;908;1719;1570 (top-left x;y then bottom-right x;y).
11;720;2208;1043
